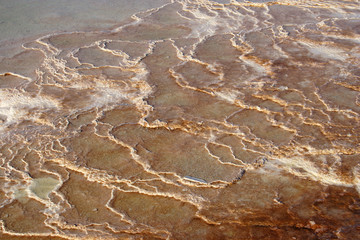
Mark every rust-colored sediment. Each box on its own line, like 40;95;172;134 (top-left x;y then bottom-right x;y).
0;0;360;239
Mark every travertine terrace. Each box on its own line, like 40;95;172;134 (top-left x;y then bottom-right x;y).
0;0;360;239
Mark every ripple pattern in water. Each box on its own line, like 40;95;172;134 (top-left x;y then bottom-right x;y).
0;0;360;239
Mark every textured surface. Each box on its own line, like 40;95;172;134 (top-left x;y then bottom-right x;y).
0;0;360;239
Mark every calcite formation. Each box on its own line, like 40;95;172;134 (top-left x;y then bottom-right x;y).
0;0;359;239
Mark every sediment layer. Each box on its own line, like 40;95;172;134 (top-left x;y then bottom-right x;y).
0;0;359;239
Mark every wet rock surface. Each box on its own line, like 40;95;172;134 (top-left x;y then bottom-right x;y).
0;0;359;239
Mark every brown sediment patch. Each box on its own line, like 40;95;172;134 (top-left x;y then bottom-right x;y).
112;124;241;182
118;23;192;41
99;104;142;126
0;234;67;240
0;50;44;79
0;199;52;233
63;127;147;179
110;190;197;229
228;109;294;145
59;170;130;229
0;73;29;88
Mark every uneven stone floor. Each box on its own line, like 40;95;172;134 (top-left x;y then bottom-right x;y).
0;0;360;239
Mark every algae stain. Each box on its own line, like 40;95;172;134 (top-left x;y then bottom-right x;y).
29;177;60;200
